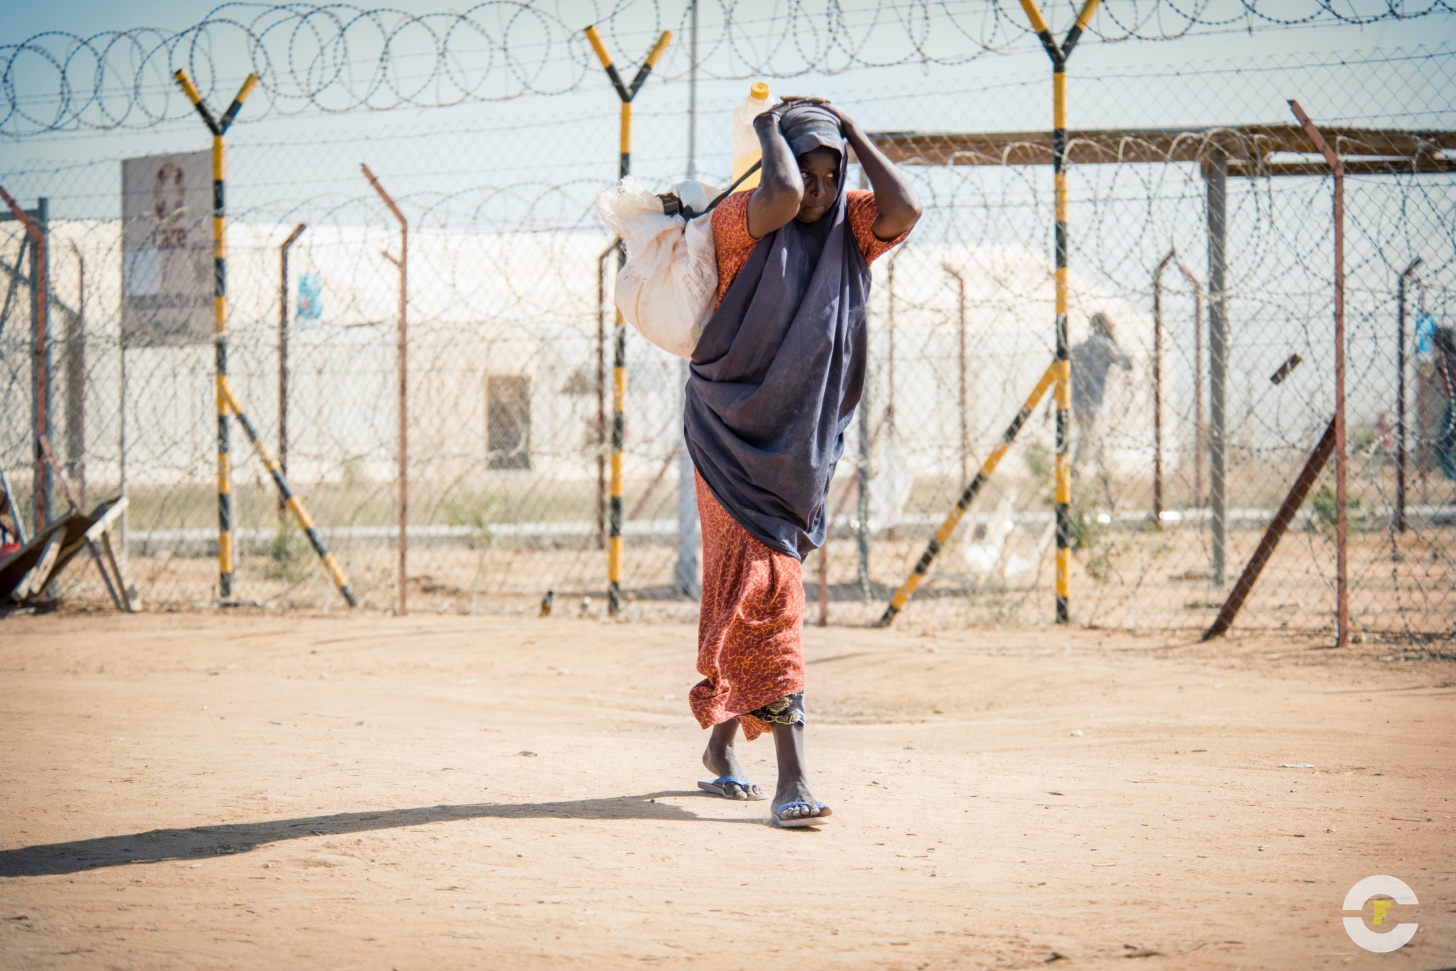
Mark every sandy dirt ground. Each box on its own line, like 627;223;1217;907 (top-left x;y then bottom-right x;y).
1;612;1453;970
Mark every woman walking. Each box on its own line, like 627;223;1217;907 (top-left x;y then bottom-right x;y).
687;99;920;827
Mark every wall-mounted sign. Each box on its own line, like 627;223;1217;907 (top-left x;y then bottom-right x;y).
297;271;323;326
121;151;212;346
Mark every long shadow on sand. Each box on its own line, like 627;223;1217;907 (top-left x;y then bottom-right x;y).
0;791;746;877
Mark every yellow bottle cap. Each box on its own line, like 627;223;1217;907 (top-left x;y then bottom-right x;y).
750;81;770;101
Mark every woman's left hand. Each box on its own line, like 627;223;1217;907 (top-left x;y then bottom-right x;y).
818;102;859;134
820;102;920;239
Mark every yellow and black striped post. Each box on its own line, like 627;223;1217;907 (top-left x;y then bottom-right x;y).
584;24;671;616
220;380;358;607
876;361;1058;627
1018;0;1100;625
175;70;355;609
173;69;257;603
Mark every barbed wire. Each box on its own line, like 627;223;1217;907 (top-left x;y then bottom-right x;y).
5;1;1456;136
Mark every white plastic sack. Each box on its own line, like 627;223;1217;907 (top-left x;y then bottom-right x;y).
595;176;720;360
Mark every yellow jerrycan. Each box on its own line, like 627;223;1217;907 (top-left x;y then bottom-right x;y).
730;82;771;190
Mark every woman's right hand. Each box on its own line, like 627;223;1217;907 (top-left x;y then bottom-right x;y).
747;100;811;239
752;107;782;131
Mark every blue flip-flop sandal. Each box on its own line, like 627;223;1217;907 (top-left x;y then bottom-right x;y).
697;776;768;801
772;801;832;828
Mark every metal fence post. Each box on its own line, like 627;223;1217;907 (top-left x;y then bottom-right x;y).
1205;145;1230;586
1018;0;1102;625
856;167;872;599
1180;260;1206;511
1151;252;1205;518
278;222;306;508
65;240;85;508
595;240;615;552
362;164;408;617
1152;249;1176;521
1396;258;1423;534
174;69;355;610
36;198;51;531
584;24;672;616
857;374;872;599
118;326;127;562
944;264;969;486
1289;100;1348;646
172;69;258;603
676;0;702;601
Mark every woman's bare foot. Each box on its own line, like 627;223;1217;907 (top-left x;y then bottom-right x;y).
770;721;831;824
772;779;831;821
701;719;764;800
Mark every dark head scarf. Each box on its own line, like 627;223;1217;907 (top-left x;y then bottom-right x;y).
684;103;871;561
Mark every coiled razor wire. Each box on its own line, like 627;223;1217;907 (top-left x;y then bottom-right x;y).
5;0;1456;135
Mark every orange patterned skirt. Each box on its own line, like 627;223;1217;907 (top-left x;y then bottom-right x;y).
688;471;806;741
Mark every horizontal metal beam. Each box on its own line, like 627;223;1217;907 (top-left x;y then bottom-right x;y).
869;124;1456;170
1227;157;1456;177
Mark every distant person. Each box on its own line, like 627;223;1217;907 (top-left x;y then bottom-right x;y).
1070;311;1132;503
685;98;918;827
1433;326;1456;480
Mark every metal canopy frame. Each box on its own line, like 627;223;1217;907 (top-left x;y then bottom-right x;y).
861;121;1452;630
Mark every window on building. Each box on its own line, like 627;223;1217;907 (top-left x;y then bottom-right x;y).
487;374;530;470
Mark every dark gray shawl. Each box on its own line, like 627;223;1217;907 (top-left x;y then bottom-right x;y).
684;104;871;561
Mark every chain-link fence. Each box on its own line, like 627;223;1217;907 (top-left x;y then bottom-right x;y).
2;2;1453;639
855;124;1456;639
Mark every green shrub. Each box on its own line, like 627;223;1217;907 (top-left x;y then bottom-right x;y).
1068;495;1115;582
1311;483;1361;532
444;485;504;549
265;520;314;584
1022;441;1052;482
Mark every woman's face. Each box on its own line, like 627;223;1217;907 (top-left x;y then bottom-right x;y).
795;147;841;223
